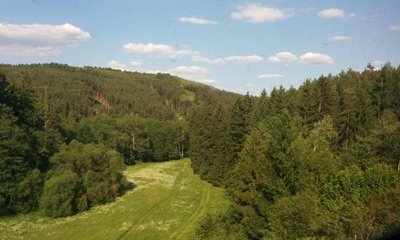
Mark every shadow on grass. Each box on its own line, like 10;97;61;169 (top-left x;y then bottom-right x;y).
121;181;136;194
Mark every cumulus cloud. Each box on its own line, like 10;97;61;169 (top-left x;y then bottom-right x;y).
330;36;352;41
258;74;284;79
224;55;264;63
178;17;217;25
198;79;218;86
0;23;91;56
129;60;143;66
167;66;211;81
108;60;128;71
192;55;225;65
269;52;297;62
318;8;345;18
231;3;294;23
373;60;386;67
123;43;199;58
299;52;334;65
389;25;400;30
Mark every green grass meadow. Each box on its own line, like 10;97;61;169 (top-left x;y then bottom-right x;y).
0;158;230;240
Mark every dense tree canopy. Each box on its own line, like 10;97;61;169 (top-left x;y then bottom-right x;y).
0;64;212;216
1;63;400;237
190;64;400;239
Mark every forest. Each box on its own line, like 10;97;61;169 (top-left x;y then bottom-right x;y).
190;63;400;239
1;63;400;239
0;63;237;218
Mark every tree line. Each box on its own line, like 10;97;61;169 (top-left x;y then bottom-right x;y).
190;63;400;239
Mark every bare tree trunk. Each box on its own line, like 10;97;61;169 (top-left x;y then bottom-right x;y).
345;115;350;149
318;99;322;113
181;146;184;158
398;159;400;171
131;131;135;150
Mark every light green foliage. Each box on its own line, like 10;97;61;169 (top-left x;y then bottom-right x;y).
289;116;339;192
321;164;400;238
268;191;321;239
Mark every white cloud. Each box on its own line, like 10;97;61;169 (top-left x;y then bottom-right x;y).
258;74;284;79
176;49;200;56
0;45;61;56
242;83;254;87
318;8;345;18
198;79;217;86
299;52;334;65
231;3;294;23
123;43;199;58
179;44;190;49
123;43;174;55
129;60;143;66
167;66;211;81
108;60;127;71
349;13;356;17
389;25;400;30
329;35;352;41
373;60;386;67
192;55;225;65
179;17;217;25
269;52;297;62
0;23;91;56
224;55;264;63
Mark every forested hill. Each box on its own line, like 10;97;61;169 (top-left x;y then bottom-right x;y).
190;63;400;239
0;63;238;120
0;63;237;217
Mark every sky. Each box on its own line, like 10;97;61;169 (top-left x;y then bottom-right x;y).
1;0;400;95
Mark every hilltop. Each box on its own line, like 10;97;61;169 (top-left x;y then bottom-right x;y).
0;63;239;120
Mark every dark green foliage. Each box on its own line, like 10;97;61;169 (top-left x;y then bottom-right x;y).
0;74;49;214
0;64;234;217
0;104;30;212
189;103;230;185
40;170;80;218
0;64;238;120
14;169;44;213
190;64;400;239
2;61;400;236
40;140;127;217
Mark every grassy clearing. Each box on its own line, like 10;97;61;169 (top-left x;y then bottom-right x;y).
0;158;230;240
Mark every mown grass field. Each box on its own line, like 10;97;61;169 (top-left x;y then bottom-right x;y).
0;158;230;240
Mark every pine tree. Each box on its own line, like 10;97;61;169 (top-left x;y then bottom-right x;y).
250;89;270;125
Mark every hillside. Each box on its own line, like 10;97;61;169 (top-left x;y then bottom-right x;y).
0;63;238;218
0;159;230;240
0;63;239;120
189;64;400;239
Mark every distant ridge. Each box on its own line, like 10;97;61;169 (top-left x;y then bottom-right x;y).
0;63;239;120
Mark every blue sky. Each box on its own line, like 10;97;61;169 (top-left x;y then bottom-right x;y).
1;0;399;95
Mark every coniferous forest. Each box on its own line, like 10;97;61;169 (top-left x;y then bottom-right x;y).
1;63;400;239
190;63;400;239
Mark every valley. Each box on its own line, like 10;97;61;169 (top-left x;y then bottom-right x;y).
0;159;229;240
